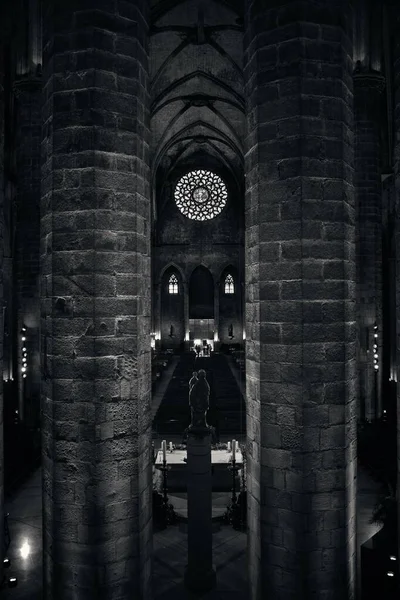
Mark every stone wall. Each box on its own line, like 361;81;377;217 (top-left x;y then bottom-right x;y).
160;266;185;347
354;69;384;421
13;77;42;424
154;167;244;345
219;266;243;345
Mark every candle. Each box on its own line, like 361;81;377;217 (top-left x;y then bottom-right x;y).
227;441;231;452
232;439;236;456
169;441;173;452
162;440;167;462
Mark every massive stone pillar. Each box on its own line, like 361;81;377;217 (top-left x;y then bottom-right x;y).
184;281;189;343
354;69;385;421
244;2;357;599
394;4;400;585
0;43;5;579
154;280;161;345
13;76;42;425
213;279;219;343
41;2;152;598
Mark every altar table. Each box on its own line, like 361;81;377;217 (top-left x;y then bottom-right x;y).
154;449;243;492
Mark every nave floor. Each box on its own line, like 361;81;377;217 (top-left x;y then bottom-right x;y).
0;461;381;599
1;468;248;599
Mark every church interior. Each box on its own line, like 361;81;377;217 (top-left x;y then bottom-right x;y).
0;0;399;598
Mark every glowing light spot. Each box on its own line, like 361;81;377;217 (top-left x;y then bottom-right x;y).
20;541;31;559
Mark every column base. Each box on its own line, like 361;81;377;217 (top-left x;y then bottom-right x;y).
184;564;216;593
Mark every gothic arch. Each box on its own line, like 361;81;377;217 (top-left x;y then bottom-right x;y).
189;265;214;320
159;262;186;285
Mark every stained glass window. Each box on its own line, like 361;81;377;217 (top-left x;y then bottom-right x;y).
174;169;228;221
224;274;234;294
168;274;179;294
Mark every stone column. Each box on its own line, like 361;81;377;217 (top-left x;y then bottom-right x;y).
184;429;216;592
0;45;5;579
184;281;190;345
354;69;385;421
41;2;152;598
155;281;161;346
13;76;42;425
213;280;219;344
244;2;357;599
394;5;400;585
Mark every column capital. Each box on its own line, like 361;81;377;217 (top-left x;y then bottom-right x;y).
353;69;385;93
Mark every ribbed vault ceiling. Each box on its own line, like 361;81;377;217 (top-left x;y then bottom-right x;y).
150;0;245;193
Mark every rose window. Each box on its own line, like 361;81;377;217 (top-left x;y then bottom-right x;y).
174;169;228;221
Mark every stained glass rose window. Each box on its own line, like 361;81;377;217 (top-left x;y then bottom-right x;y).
174;169;228;221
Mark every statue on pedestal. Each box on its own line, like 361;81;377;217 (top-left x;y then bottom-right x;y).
189;371;198;391
189;369;210;429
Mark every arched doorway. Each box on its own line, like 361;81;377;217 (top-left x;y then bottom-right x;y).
189;266;215;353
160;266;185;349
218;265;243;346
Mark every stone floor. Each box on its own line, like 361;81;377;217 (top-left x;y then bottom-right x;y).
0;460;382;599
1;468;248;599
0;362;383;598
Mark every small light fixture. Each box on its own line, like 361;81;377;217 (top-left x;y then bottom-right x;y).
8;577;17;588
21;336;26;341
21;367;26;373
374;365;379;370
20;541;31;559
387;571;394;577
390;555;397;561
3;557;10;568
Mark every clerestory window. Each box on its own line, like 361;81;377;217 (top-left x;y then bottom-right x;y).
224;274;234;294
168;274;179;294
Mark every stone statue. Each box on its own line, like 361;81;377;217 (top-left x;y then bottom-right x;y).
189;369;210;429
189;371;198;392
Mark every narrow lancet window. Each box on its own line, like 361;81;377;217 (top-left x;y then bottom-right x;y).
224;274;234;294
168;274;179;294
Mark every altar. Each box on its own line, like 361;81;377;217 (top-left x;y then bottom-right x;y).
154;448;243;492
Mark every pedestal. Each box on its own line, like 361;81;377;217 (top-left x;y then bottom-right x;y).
184;427;216;593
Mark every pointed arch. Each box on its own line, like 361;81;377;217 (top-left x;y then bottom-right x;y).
152;120;243;174
151;0;242;24
151;70;244;112
152;94;244;118
159;262;186;284
189;265;214;319
154;104;243;162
